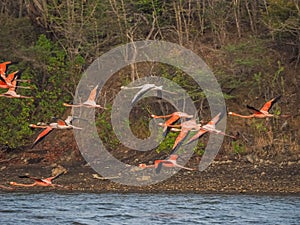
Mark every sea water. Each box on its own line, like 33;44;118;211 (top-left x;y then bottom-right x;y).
0;192;299;224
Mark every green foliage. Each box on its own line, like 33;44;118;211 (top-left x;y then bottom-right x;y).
232;141;245;155
132;0;163;15
95;105;120;149
272;61;285;93
155;131;177;154
0;17;38;58
29;34;73;120
193;141;205;156
161;68;206;104
251;60;285;97
220;39;271;97
251;121;268;133
263;0;300;40
0;34;83;149
0;98;34;149
223;39;267;71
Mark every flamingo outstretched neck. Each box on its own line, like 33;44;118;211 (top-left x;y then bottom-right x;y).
228;112;255;118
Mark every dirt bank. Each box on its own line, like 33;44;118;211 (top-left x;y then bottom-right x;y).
1;147;299;194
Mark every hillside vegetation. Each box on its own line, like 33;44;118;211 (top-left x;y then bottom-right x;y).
0;0;299;162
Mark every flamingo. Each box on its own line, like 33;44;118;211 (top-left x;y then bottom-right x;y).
169;119;201;155
185;112;236;145
228;96;282;118
30;116;82;147
9;172;65;188
0;76;32;98
0;71;31;89
63;85;106;109
151;111;194;137
139;154;195;174
121;84;175;105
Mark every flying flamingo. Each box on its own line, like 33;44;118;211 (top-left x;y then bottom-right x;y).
151;111;194;137
185;112;236;145
63;85;106;109
9;172;65;188
0;71;31;89
139;154;195;174
30;116;82;147
228;96;282;118
0;76;32;98
121;84;175;105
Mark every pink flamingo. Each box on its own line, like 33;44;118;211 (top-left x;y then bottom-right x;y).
139;154;195;174
9;172;65;188
63;85;106;109
30;116;82;147
228;96;283;118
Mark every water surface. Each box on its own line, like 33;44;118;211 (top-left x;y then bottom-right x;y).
0;193;299;224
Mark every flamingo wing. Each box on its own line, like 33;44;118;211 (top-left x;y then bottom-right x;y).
8;78;17;92
246;105;263;114
31;126;54;147
45;171;65;182
162;115;180;137
173;163;195;171
165;114;180;126
260;95;281;112
0;76;5;83
153;85;163;100
157;88;162;99
185;128;208;145
66;116;85;125
18;175;34;179
87;85;98;102
170;128;190;155
155;161;164;174
0;80;7;88
4;71;19;83
208;112;223;126
18;175;43;182
162;126;172;138
131;85;154;105
155;160;174;173
57;119;67;126
0;61;11;75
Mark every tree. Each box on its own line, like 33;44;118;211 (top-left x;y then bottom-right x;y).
262;0;300;66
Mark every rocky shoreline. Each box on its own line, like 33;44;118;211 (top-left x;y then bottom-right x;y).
1;154;299;195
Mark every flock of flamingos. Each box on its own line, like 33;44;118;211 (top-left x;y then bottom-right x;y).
0;61;287;189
